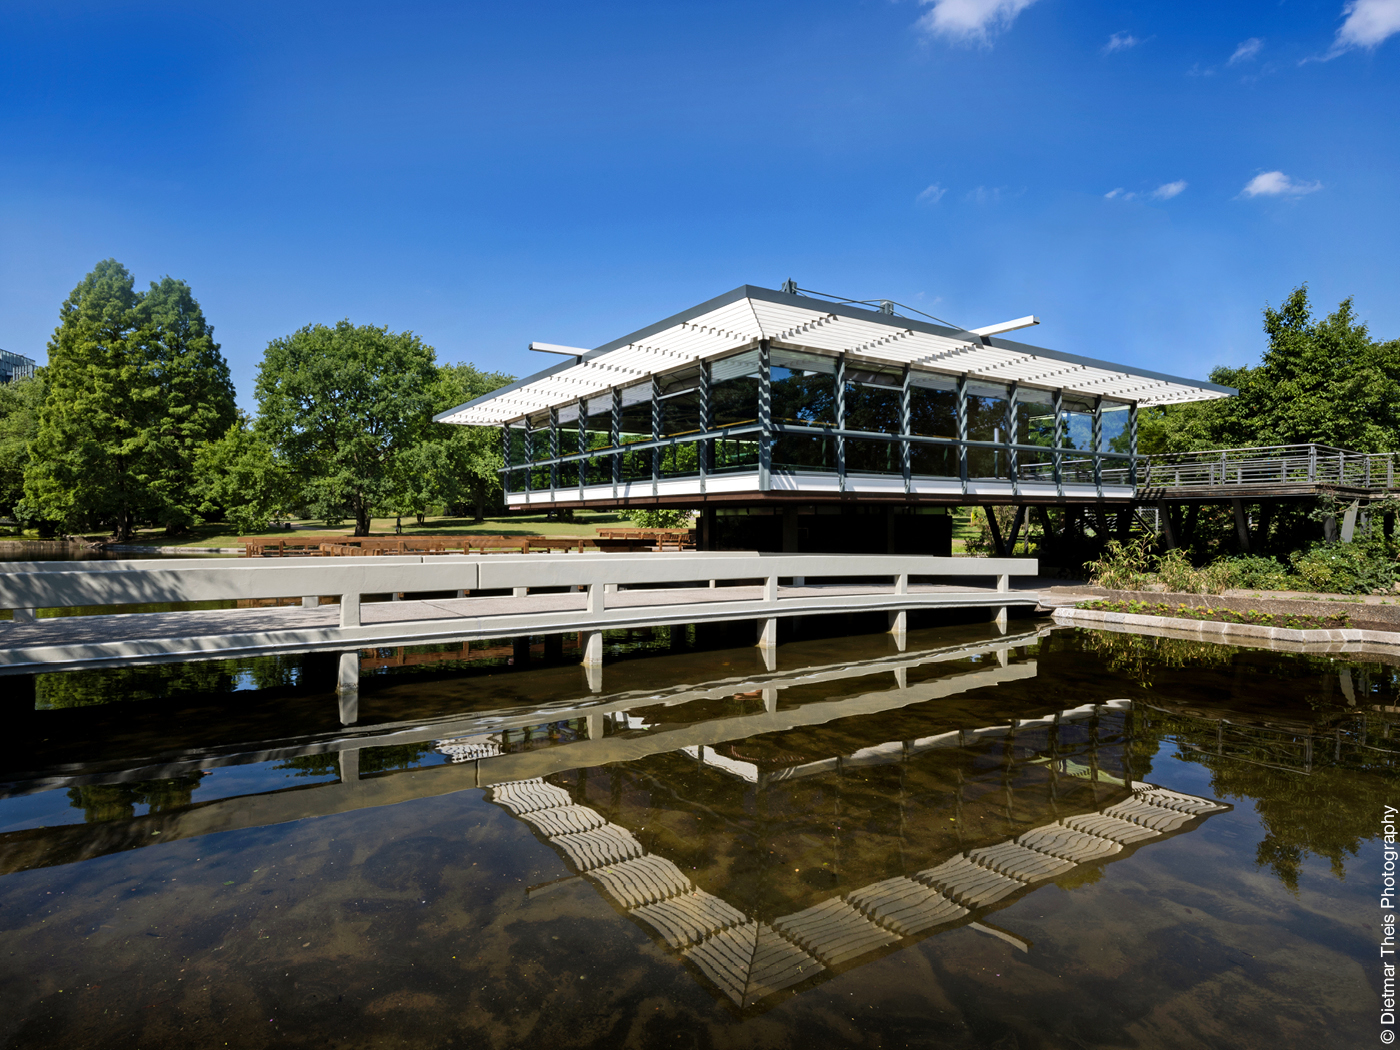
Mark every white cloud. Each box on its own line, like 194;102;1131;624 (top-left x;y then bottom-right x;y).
1330;0;1400;55
1228;37;1264;64
1240;171;1323;197
916;183;948;205
916;0;1039;45
1103;32;1140;54
1104;188;1126;199
965;185;1004;204
1152;180;1188;200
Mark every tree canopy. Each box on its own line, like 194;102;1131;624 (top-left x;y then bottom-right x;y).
22;260;236;539
1140;286;1400;455
254;321;439;536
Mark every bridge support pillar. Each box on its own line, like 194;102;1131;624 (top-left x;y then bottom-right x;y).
763;687;778;713
992;605;1008;632
337;651;359;724
760;645;777;672
587;712;605;739
888;609;907;650
512;636;531;667
892;667;907;690
339;747;360;783
585;663;603;693
11;608;34;621
544;633;564;660
1232;499;1252;552
757;617;778;650
582;630;604;668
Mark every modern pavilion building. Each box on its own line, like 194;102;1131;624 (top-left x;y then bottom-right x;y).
437;285;1232;553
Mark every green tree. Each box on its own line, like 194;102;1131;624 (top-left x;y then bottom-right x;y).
1140;286;1400;455
22;260;235;539
255;321;438;536
193;413;296;535
431;362;512;522
0;371;45;523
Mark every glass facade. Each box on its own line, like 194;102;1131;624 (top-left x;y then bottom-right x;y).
500;346;1136;496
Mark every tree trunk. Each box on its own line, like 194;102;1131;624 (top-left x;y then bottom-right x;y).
353;500;371;537
473;482;485;523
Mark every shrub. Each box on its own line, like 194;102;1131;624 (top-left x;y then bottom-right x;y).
1084;537;1155;590
629;509;695;530
1289;541;1396;595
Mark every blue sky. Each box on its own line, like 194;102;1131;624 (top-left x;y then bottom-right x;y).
1;1;1397;410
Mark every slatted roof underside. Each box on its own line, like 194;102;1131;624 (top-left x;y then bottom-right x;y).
439;289;1231;426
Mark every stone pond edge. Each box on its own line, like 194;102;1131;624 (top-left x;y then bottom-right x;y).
1051;605;1400;651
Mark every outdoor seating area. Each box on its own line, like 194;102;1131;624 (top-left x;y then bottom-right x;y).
238;529;696;558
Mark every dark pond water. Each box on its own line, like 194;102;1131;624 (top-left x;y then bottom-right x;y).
0;619;1393;1049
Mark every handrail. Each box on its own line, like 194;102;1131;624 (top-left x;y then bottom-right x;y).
0;551;1038;628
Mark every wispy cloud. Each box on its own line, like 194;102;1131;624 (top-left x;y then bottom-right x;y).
1152;180;1188;200
965;185;1005;204
1103;32;1140;54
1328;0;1400;56
915;0;1039;46
1105;188;1135;200
916;183;948;205
1228;37;1264;64
1240;171;1323;197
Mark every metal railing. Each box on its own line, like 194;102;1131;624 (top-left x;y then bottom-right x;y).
1015;444;1399;493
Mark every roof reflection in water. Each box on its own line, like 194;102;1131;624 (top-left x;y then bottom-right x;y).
485;698;1230;1014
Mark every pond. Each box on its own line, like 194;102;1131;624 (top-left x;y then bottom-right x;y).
0;619;1391;1049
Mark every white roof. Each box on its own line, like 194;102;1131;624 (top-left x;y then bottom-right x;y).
437;285;1234;426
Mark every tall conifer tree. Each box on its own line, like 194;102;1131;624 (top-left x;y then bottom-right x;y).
24;260;235;538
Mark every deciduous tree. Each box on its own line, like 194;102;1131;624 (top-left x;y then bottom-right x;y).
255;321;438;536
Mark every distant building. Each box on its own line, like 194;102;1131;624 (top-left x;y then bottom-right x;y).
0;349;36;385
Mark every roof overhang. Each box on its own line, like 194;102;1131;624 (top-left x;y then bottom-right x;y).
436;285;1235;426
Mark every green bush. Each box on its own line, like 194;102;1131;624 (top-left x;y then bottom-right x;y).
629;509;695;530
1289;541;1396;595
1216;554;1293;590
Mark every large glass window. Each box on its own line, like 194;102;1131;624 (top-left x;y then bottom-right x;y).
844;365;902;475
711;350;761;473
1059;395;1097;483
1013;391;1056;483
967;380;1011;479
908;371;957;479
617;383;653;482
908;371;956;439
771;349;835;426
583;393;613;486
771;350;836;472
556;402;580;488
1102;400;1132;454
711;350;760;429
658;367;702;478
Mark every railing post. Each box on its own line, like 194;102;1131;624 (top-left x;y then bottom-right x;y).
1007;381;1020;495
577;397;588;498
340;594;361;628
1309;445;1317;481
549;405;560;495
1091;396;1103;496
1128;403;1138;489
1051;389;1064;497
587;583;605;614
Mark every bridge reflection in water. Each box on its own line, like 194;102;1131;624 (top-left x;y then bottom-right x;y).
0;624;1237;1018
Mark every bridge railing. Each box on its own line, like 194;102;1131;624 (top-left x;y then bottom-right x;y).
1014;444;1398;493
0;551;1039;627
1139;444;1396;491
